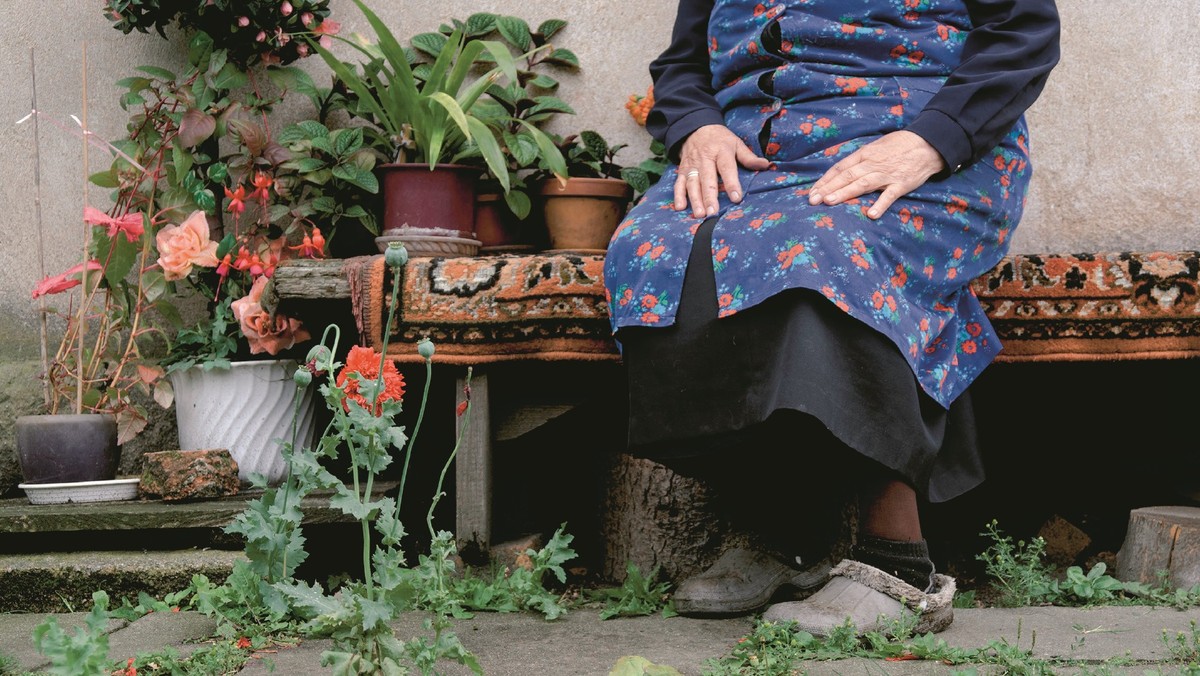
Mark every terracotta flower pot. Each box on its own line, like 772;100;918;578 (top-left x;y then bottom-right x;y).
538;177;634;254
15;413;120;484
376;163;482;255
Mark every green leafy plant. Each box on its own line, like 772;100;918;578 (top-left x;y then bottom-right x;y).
541;130;655;197
311;0;545;193
32;591;114;676
409;13;578;220
588;562;677;620
274;120;382;237
447;524;578;620
976;520;1056;607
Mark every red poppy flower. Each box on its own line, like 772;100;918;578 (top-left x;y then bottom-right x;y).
336;346;406;414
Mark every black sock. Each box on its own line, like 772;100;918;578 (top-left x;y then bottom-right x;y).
852;536;935;592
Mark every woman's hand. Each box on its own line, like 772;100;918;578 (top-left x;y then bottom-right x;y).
675;124;772;219
808;130;946;219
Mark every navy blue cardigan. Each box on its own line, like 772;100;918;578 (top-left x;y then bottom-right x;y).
647;0;1061;172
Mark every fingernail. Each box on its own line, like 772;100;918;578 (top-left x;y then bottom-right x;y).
730;191;741;201
707;206;717;216
809;193;821;204
868;210;880;218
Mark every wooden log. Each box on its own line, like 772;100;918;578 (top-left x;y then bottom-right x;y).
262;259;352;316
1115;506;1200;588
600;453;736;584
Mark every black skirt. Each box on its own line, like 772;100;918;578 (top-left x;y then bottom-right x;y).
617;217;984;503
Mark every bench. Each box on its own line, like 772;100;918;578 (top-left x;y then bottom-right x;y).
267;250;1200;560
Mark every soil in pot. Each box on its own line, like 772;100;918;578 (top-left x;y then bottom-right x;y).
15;413;120;484
538;177;634;254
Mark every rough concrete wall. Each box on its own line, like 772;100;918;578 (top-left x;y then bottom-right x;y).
0;1;1197;488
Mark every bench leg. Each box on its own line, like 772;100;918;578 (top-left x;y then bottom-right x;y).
455;369;492;560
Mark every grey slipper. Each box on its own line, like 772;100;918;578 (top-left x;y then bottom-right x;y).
673;548;833;617
761;559;956;637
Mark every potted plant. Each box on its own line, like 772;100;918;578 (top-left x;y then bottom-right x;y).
533;130;650;254
18;134;165;491
408;13;578;252
84;24;329;485
311;0;566;256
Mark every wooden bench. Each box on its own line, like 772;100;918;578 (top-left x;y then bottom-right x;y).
267;251;1200;562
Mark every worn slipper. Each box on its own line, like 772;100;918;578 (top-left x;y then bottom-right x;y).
673;548;833;617
761;559;955;636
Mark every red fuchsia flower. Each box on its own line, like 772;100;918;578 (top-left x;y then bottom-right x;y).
231;275;311;355
31;260;102;299
233;247;253;273
216;253;233;279
290;227;326;259
83;206;144;243
156;210;221;281
225;185;247;215
250;172;273;202
336;345;406;415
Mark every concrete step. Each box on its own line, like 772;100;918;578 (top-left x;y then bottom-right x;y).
0;549;245;613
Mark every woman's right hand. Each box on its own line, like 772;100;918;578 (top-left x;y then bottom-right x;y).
674;124;772;219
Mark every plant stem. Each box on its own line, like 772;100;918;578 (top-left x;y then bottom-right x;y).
30;48;50;410
427;368;472;539
76;42;90;415
397;357;431;516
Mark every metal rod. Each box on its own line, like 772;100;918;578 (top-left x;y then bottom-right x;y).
30;47;51;410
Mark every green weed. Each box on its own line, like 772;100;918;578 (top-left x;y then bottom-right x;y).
976;520;1056;607
589;562;678;620
31;591;113;676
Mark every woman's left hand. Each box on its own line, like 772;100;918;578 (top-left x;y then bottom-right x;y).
807;131;946;219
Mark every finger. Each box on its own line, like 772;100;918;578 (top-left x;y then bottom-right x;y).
699;160;721;217
735;142;772;171
716;150;743;203
673;169;689;211
824;171;884;206
818;164;868;205
685;168;707;218
809;154;860;204
867;184;906;219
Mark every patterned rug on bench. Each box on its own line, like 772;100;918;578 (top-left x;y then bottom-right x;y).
349;251;1200;365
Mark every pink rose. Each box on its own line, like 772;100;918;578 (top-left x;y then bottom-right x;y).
231;276;311;355
155;210;220;281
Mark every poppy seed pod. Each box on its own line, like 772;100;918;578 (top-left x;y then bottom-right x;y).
385;242;409;268
417;338;435;360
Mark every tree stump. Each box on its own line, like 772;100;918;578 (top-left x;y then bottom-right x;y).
601;453;741;584
1115;506;1200;587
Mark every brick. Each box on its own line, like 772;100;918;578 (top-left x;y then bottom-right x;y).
139;449;239;502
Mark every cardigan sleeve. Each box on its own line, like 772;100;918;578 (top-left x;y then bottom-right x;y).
906;0;1062;172
645;0;725;159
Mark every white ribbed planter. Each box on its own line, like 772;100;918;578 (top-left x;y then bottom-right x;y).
170;359;316;486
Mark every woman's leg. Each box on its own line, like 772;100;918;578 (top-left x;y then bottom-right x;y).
853;469;936;592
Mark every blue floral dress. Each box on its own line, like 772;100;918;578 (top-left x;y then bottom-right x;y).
604;0;1034;408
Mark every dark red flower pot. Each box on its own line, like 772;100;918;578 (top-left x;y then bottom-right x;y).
378;163;480;240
